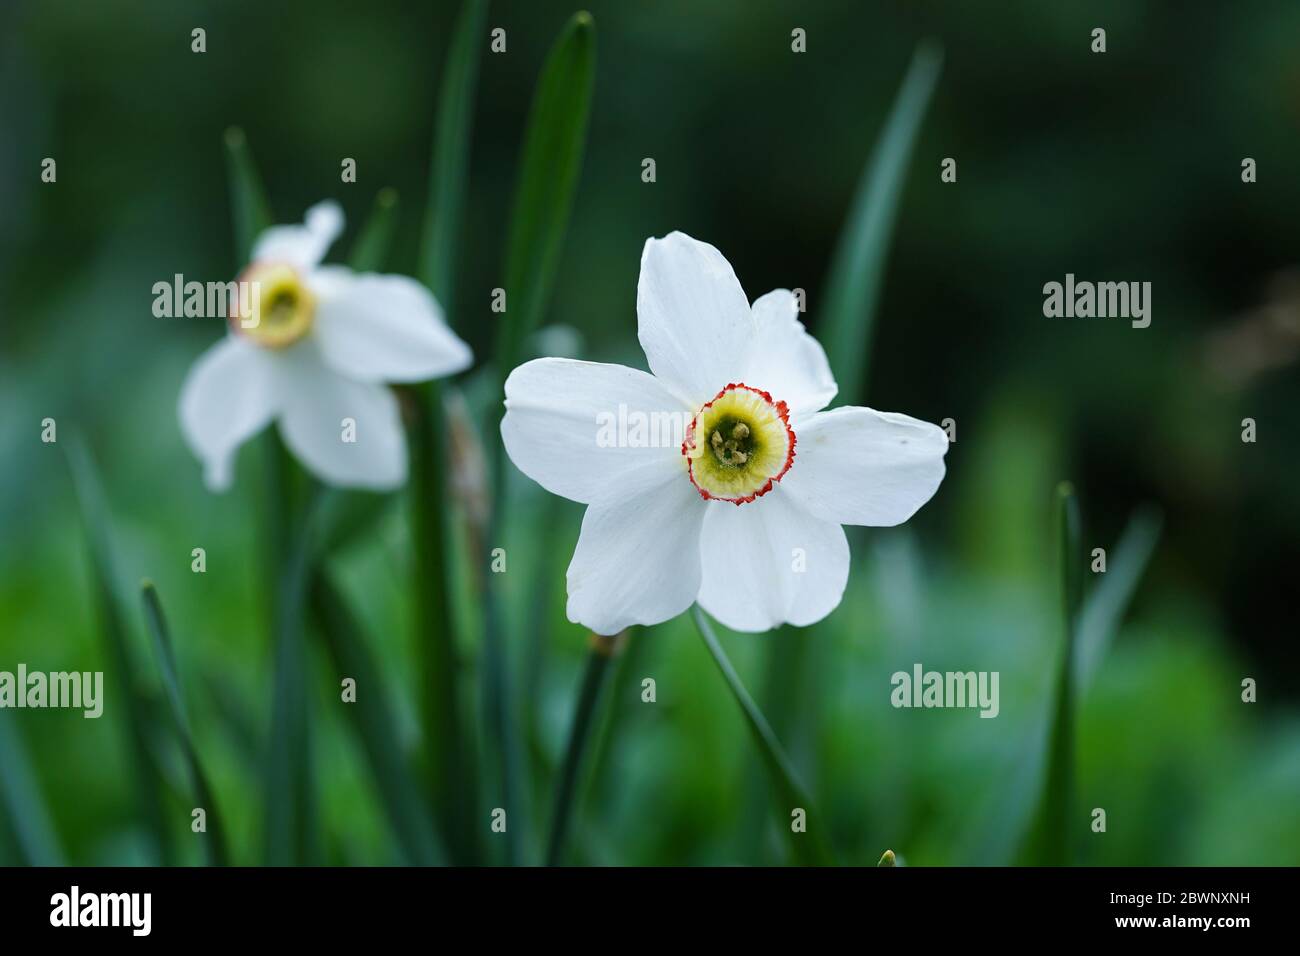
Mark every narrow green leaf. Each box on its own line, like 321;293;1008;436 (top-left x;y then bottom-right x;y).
499;10;596;374
546;635;617;866
419;0;490;308
200;671;263;774
821;41;943;402
311;574;445;866
263;470;322;866
223;126;274;264
0;716;64;866
350;188;400;272
1075;506;1162;692
481;8;597;867
995;506;1158;868
407;0;490;865
316;486;396;557
1023;481;1082;865
408;390;480;864
691;606;833;866
66;436;176;864
140;581;229;866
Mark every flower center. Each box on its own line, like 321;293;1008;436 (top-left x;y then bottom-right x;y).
682;383;795;504
230;262;316;348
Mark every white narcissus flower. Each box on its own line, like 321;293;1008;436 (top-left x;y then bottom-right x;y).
501;232;948;635
179;201;472;491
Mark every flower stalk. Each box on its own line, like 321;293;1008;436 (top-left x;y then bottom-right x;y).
263;438;319;866
691;606;834;866
409;385;478;864
545;631;621;866
485;10;596;864
410;0;491;865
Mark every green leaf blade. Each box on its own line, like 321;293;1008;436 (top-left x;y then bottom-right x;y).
479;8;597;867
419;0;490;309
65;435;175;865
222;127;274;264
311;574;445;866
140;581;230;866
1075;506;1162;692
1023;482;1083;866
499;10;596;374
0;716;64;866
407;0;492;866
821;41;942;403
350;188;400;272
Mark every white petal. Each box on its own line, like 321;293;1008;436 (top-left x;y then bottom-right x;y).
637;232;755;404
697;487;849;632
310;268;473;384
780;406;948;527
251;200;344;270
567;477;707;634
178;335;279;491
742;289;837;415
501;358;692;505
276;345;407;489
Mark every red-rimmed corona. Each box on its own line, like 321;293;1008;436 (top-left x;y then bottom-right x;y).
682;383;796;504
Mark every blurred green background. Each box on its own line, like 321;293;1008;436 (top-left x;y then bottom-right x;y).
2;0;1298;866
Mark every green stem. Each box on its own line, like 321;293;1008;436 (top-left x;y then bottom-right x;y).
737;623;808;861
263;435;318;865
480;535;523;864
482;11;596;866
410;383;477;863
691;606;833;866
545;634;617;866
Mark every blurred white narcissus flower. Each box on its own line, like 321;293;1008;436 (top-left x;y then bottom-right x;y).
179;201;472;491
501;232;948;635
